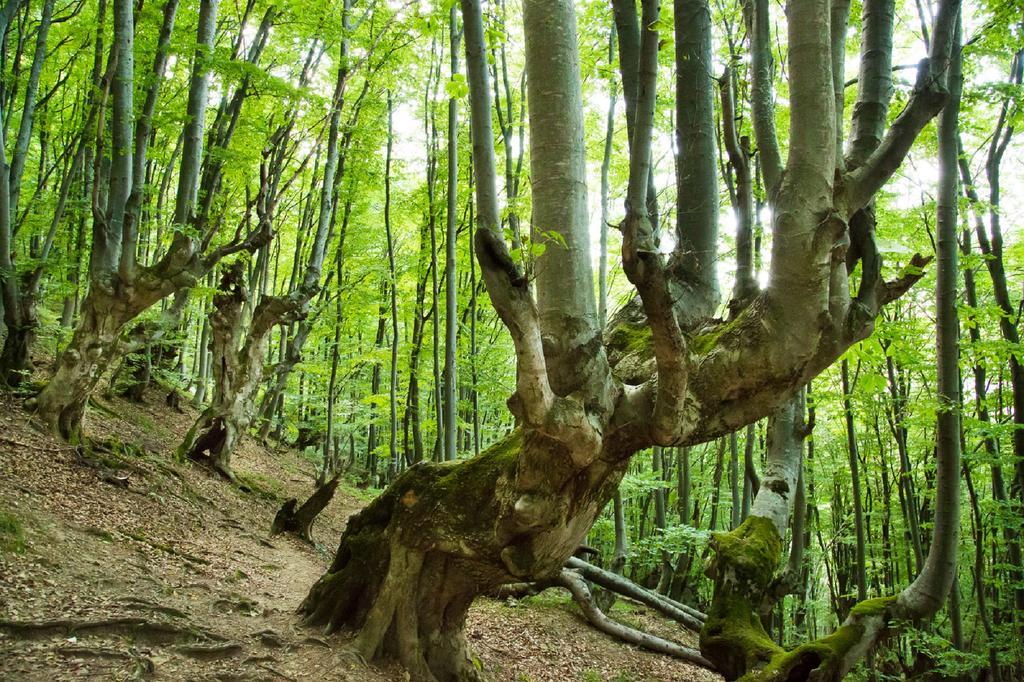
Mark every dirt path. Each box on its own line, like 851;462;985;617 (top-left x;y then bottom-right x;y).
0;391;719;681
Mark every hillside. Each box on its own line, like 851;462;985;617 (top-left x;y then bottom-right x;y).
0;389;717;682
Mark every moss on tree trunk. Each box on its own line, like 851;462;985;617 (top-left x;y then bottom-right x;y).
300;430;629;681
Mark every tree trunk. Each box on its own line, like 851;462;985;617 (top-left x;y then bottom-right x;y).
841;360;869;602
699;17;963;678
180;259;307;477
301;0;952;677
384;93;400;482
443;5;460;462
272;476;340;542
179;264;258;479
32;289;141;441
300;433;629;681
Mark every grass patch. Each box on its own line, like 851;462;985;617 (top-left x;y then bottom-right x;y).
235;472;285;501
340;478;383;503
0;511;26;554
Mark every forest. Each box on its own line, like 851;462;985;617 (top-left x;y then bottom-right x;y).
0;0;1021;679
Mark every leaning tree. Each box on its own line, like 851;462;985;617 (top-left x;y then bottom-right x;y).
29;0;274;441
298;0;960;679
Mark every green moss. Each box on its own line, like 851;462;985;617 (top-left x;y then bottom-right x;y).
701;517;785;679
709;516;783;588
235;471;285;501
690;308;754;355
850;595;896;618
607;321;652;355
430;429;522;515
740;596;898;680
746;622;864;681
0;511;26;554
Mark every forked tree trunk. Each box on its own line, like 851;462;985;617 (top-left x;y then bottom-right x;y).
180;263;253;478
699;15;963;679
180;262;305;478
302;0;953;677
272;476;340;542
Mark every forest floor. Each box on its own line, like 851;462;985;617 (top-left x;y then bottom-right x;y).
0;385;719;681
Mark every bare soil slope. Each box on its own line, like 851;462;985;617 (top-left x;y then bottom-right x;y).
0;389;718;681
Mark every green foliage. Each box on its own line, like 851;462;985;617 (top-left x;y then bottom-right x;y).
0;511;26;554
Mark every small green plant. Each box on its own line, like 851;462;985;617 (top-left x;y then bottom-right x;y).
0;511;26;554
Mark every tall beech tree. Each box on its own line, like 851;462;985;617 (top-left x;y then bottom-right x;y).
297;0;958;678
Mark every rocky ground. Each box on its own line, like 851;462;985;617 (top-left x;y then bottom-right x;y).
0;386;719;681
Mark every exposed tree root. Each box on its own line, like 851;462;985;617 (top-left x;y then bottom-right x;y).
0;616;227;645
556;570;715;670
174;642;245;660
57;645;155;675
487;581;557;600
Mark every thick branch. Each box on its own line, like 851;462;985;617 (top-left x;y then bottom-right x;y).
843;0;961;211
674;0;720;306
621;0;690;445
846;0;896;168
742;0;783;194
557;570;714;669
718;68;756;303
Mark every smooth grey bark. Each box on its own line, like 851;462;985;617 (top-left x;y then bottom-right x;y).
610;0;659;230
524;0;599;394
841;360;869;603
846;0;895;168
898;17;961;618
384;93;400;481
443;6;460;462
599;27;616;333
742;0;783;193
673;0;719;311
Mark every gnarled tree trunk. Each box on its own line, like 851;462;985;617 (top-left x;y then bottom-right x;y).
300;432;628;680
180;261;306;478
300;0;954;678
